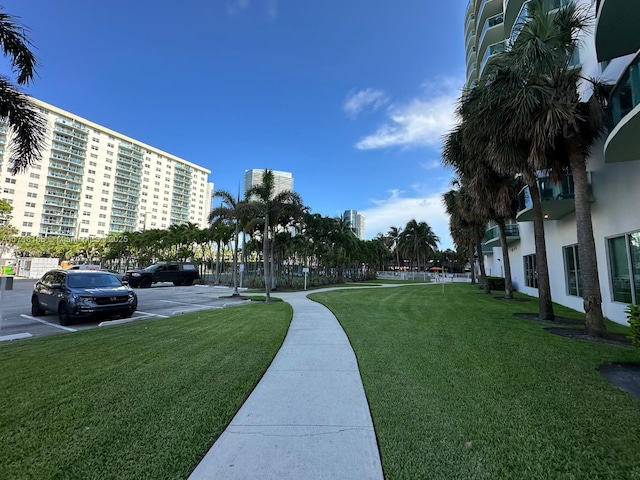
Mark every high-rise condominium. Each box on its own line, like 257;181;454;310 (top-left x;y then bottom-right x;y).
342;209;365;240
0;98;214;238
465;0;640;324
244;169;293;198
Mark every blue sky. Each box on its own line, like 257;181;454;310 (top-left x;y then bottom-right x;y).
3;1;466;249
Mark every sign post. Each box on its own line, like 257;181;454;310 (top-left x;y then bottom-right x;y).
303;267;309;290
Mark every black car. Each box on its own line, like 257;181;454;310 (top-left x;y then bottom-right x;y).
124;261;200;288
31;269;138;326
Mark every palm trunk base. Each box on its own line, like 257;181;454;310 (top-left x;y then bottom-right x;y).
584;296;606;337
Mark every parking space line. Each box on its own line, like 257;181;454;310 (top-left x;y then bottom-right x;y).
135;311;169;318
161;300;216;308
20;315;77;332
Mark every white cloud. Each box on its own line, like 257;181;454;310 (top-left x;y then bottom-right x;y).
354;78;462;150
343;88;389;118
360;189;454;250
419;159;442;170
266;0;277;20
227;0;276;19
227;0;250;16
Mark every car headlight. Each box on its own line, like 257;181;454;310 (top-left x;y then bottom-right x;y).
69;294;94;307
131;272;141;277
128;292;136;301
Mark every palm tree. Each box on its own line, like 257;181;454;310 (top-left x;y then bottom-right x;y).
463;0;607;334
398;219;439;273
387;226;403;270
0;7;46;173
210;190;247;295
243;169;304;302
443;126;520;298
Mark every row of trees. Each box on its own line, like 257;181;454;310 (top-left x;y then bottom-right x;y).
442;0;608;336
5;169;449;302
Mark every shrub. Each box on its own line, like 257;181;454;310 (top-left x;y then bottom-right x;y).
481;276;505;291
626;304;640;348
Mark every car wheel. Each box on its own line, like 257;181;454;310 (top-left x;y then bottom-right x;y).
182;277;194;286
123;299;138;318
173;281;181;286
31;296;45;316
139;278;152;288
58;303;72;326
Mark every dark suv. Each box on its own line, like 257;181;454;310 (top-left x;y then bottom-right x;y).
31;270;138;326
124;262;200;288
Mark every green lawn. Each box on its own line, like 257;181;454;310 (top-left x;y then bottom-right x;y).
0;303;292;480
310;284;640;480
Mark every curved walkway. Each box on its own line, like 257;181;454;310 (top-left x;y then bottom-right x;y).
189;290;384;480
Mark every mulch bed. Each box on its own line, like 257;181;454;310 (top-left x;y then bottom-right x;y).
599;363;640;400
513;313;583;325
544;327;632;346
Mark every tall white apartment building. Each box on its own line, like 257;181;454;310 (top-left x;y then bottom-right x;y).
0;98;214;238
244;169;293;197
342;210;365;240
465;0;640;324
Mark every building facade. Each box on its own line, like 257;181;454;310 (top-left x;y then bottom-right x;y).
0;98;214;238
243;169;293;197
342;210;365;240
465;0;640;324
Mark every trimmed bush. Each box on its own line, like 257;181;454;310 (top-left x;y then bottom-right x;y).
486;276;506;291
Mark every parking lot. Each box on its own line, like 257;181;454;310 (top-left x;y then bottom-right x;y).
0;279;249;342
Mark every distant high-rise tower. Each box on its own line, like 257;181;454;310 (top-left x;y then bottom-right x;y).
244;169;293;198
342;210;365;240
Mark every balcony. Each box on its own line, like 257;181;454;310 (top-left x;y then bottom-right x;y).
476;0;502;39
484;223;520;247
465;13;475;36
479;40;506;76
466;29;476;50
604;52;640;163
516;173;591;222
478;13;504;70
595;0;640;62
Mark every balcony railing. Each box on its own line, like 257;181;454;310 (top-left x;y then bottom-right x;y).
480;40;506;74
479;12;504;46
607;52;640;130
485;223;520;242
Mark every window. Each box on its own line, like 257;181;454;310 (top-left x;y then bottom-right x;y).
24;211;34;217
107;143;114;148
83;211;91;216
524;254;537;288
81;228;89;233
87;186;94;191
81;219;90;225
22;221;33;227
30;173;40;179
25;202;35;208
90;153;98;159
563;245;581;297
3;188;14;194
28;182;38;188
98;221;105;227
88;169;96;174
99;213;106;219
608;232;640;304
107;151;113;156
84;202;92;207
100;206;107;211
5;178;16;184
85;194;93;199
91;145;98;151
27;192;37;198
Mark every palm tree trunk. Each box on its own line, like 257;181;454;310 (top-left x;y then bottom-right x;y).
240;233;247;288
215;242;221;285
270;237;276;291
263;219;271;302
497;220;514;299
475;227;491;294
569;151;606;337
232;222;239;296
468;242;476;284
529;179;555;321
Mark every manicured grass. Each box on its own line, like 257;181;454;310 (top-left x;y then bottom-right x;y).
0;303;292;480
310;284;640;480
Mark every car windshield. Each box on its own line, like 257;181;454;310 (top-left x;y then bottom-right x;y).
143;265;162;272
67;273;122;288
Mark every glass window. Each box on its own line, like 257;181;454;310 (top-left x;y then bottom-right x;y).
563;245;581;297
608;232;640;304
524;254;537;288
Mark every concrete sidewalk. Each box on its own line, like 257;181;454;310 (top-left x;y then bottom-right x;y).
188;291;384;480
